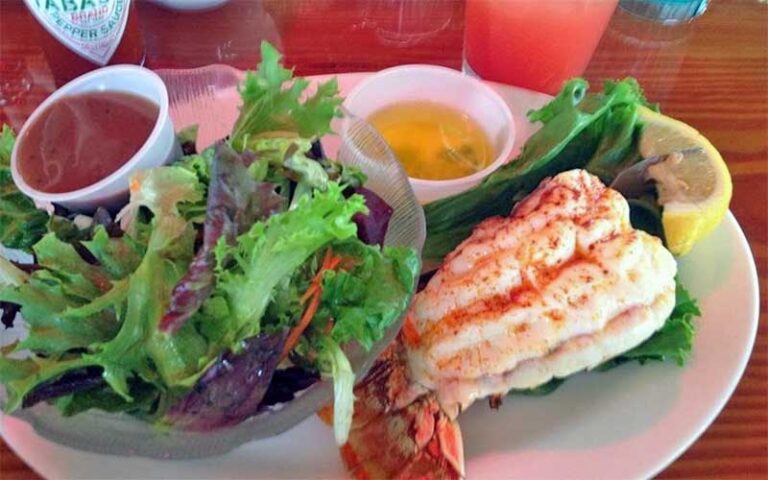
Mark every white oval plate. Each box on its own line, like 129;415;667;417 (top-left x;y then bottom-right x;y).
0;68;759;480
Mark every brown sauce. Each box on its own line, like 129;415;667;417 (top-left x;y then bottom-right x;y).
18;91;159;194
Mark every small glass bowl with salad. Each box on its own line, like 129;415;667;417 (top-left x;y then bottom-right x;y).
0;43;424;458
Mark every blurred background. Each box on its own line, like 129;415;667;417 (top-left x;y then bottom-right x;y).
1;0;765;129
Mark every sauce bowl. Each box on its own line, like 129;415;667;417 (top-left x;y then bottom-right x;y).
11;65;178;213
344;65;515;204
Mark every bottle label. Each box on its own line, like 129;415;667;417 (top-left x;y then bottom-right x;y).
24;0;131;66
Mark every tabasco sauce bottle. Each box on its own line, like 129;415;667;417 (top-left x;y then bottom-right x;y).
24;0;146;86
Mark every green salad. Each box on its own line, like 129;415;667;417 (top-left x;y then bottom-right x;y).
0;43;419;444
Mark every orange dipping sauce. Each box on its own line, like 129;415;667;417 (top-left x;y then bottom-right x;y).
18;91;159;194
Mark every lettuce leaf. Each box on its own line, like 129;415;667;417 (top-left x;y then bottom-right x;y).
165;331;286;430
513;378;566;397
316;335;355;445
177;124;199;156
261;367;320;406
1;166;210;411
0;124;14;166
584;102;641;184
33;232;114;299
350;187;394;246
0;256;27;287
54;380;159;418
0;222;142;354
0;230;141;355
161;144;284;333
82;226;145;280
0;126;49;251
320;241;419;351
0;277;126;355
176;147;215;191
210;182;366;345
116;166;203;242
230;42;341;150
85;168;207;397
0;353;95;412
21;367;104;409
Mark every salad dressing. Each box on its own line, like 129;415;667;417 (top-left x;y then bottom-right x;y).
18;91;159;193
368;101;494;181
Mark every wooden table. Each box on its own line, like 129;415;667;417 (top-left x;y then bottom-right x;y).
1;0;766;478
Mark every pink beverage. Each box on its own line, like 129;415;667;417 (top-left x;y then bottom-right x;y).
464;0;618;94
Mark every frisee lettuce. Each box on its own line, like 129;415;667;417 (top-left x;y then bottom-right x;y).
212;182;366;345
230;42;341;150
321;240;419;351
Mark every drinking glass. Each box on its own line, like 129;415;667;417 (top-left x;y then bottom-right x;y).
463;0;619;94
619;0;709;23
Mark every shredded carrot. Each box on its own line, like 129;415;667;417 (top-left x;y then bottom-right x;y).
282;290;321;358
299;283;320;304
325;256;342;271
299;250;336;304
281;248;343;359
320;248;333;269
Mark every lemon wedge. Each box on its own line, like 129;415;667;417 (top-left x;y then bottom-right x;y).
637;106;732;256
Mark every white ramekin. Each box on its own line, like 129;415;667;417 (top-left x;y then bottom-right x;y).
11;65;177;212
343;65;515;204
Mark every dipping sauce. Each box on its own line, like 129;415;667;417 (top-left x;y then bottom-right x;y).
368;101;494;181
18;91;159;193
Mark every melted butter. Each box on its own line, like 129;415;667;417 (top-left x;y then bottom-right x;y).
368;101;495;181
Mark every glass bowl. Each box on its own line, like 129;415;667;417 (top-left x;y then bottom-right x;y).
2;65;425;459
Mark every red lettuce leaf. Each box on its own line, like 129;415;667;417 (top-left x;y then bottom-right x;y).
260;366;320;407
21;367;105;408
161;145;285;333
351;187;393;246
165;331;286;430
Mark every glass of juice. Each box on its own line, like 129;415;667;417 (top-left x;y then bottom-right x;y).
463;0;619;94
